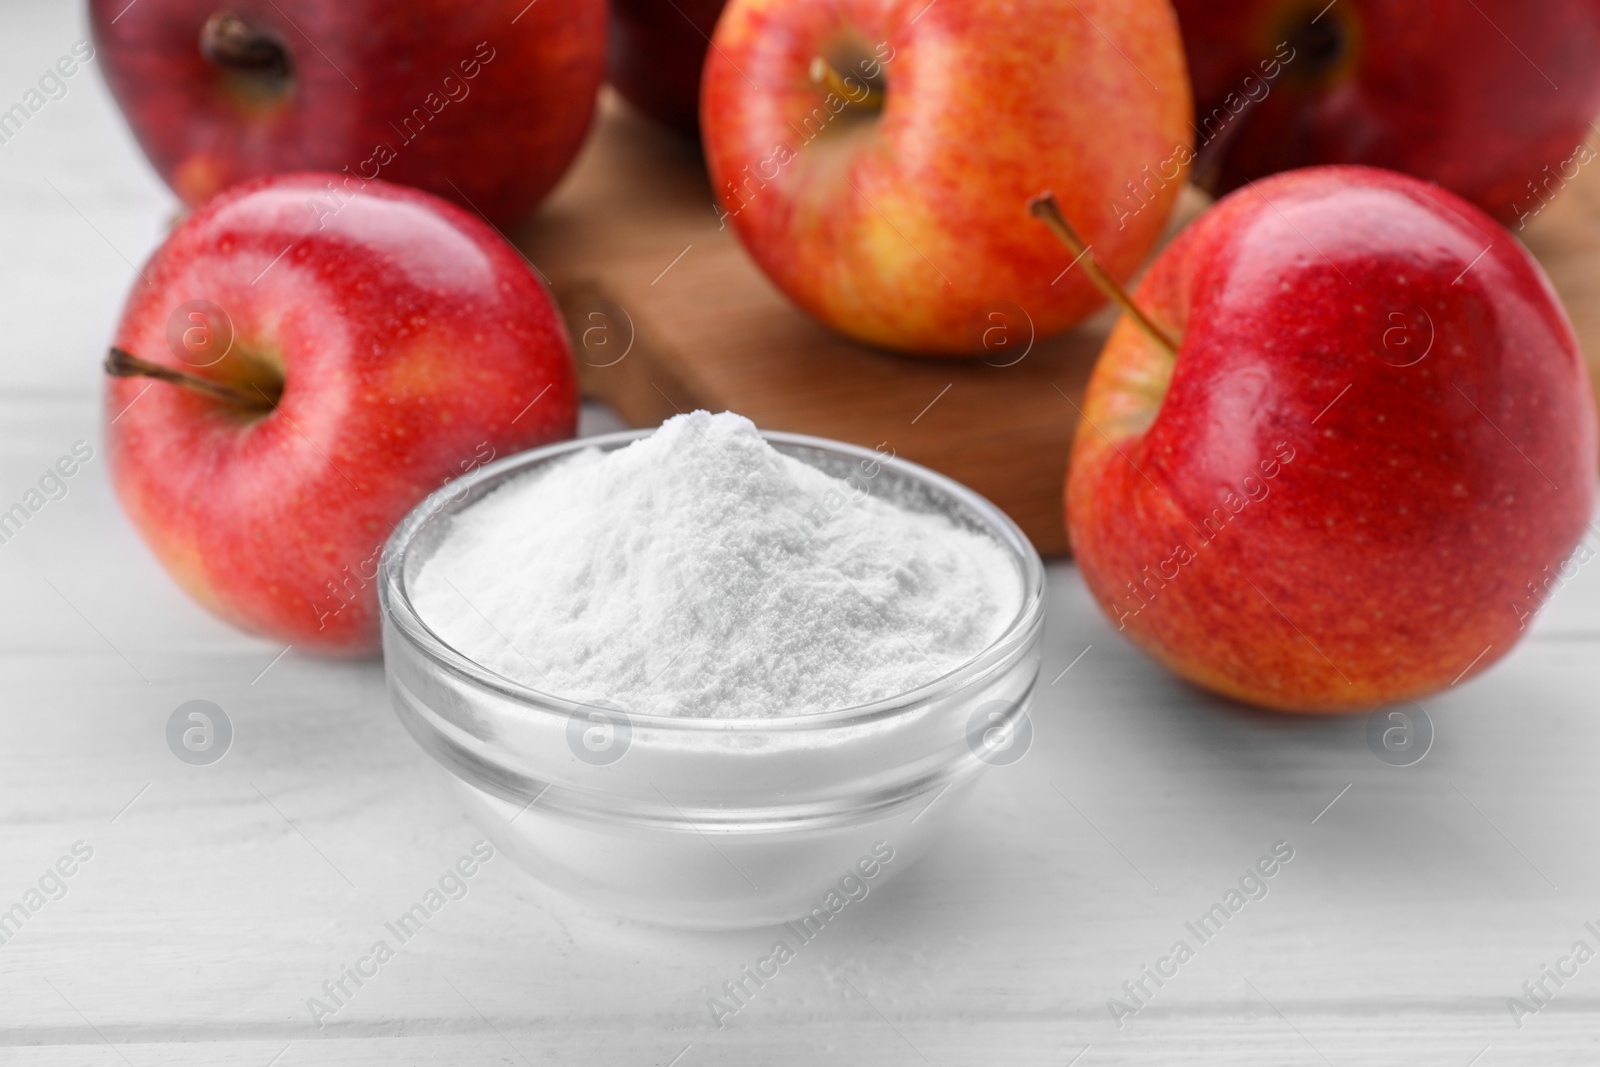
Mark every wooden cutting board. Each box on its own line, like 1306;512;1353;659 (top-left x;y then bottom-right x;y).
519;93;1600;557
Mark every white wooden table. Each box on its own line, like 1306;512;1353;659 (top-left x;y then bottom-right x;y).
3;2;1600;1063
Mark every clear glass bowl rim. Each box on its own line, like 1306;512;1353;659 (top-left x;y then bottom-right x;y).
379;426;1048;733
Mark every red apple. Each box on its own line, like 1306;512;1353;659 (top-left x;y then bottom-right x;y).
104;173;579;654
89;0;607;230
1172;0;1600;224
1066;165;1597;712
701;0;1192;355
610;0;726;136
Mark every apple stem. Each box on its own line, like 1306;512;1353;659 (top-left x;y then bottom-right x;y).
104;347;276;411
1029;192;1180;359
808;55;884;112
200;12;292;80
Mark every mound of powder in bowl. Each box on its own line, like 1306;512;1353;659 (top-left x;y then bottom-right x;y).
410;411;1024;718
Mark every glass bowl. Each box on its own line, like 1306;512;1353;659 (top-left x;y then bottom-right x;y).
379;428;1047;929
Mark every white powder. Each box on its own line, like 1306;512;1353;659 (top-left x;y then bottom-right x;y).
411;411;1022;718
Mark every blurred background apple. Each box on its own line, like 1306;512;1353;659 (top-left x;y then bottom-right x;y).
89;0;607;229
609;0;726;137
1173;0;1600;223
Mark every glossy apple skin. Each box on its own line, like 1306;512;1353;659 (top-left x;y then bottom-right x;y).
1173;0;1600;223
106;174;579;654
1069;166;1597;712
701;0;1191;355
89;0;606;230
610;0;726;136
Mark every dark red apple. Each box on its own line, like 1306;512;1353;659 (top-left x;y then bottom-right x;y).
89;0;606;229
1173;0;1600;224
1066;166;1597;711
104;173;578;654
609;0;726;136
